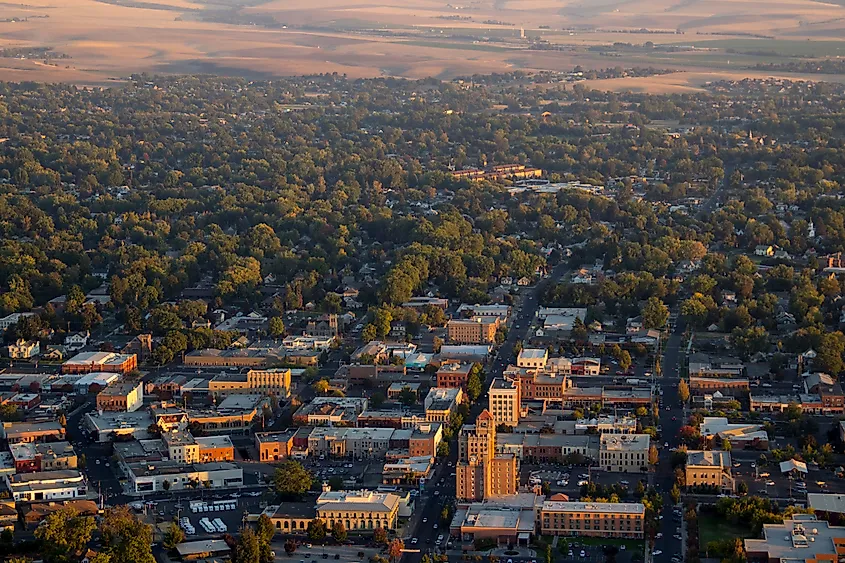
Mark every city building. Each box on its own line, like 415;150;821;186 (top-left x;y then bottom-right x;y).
436;362;474;390
2;421;65;444
387;382;421;400
293;397;368;426
457;410;518;501
803;372;845;414
176;540;231;561
488;378;521;426
382;456;434;485
84;410;153;442
409;422;443;457
540;501;645;539
574;416;637;435
62;351;137;375
599;434;649;473
0;312;37;333
699;417;769;450
536;307;587;334
127;461;243;493
745;516;845;563
96;380;144;412
450;494;541;546
425;387;464;422
307;427;394;458
209;368;292;398
807;494;845;519
187;394;266;435
255;431;295;462
316;489;402;531
517;349;548;370
685;450;734;492
688;357;744;378
689;377;749;397
9;441;77;473
5;469;88;502
446;317;500;344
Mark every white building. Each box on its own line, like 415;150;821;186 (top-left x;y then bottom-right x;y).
64;331;90;351
5;469;88;502
517;348;548;369
127;461;243;493
0;312;37;333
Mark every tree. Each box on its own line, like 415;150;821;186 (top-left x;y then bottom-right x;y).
269;317;285;338
284;539;297;556
618;350;632;372
544;543;553;563
641;297;669;329
162;479;171;491
670;484;681;504
35;506;97;561
399;387;417;406
163;523;185;551
466;370;483;402
737;481;748;495
234;527;261;563
648;444;659;465
437;440;450;457
678;379;690;403
332;522;347;543
313;379;330;395
815;332;845;375
387;539;404;563
307;519;327;543
273;460;313;498
99;506;155;563
256;513;275;547
374;527;388;545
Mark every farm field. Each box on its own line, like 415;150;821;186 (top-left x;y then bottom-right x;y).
0;0;845;90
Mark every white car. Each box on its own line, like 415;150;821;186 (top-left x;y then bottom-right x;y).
579;550;586;557
411;538;418;545
652;550;663;556
655;533;663;539
577;480;588;486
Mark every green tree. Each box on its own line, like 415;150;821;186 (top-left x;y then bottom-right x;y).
815;332;845;375
437;441;450;457
678;380;690;403
313;379;330;395
332;522;348;543
670;484;681;504
618;350;632;372
99;506;155;563
234;527;261;563
641;297;669;329
163;523;185;551
466;369;483;402
256;513;275;547
269;317;285;338
284;540;297;556
307;519;327;543
399;388;417;406
35;506;97;561
273;460;313;498
648;445;659;465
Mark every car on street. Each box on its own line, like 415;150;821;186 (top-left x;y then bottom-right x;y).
664;442;669;447
411;538;418;545
751;462;756;468
422;518;428;523
767;480;776;486
579;551;586;558
655;533;663;539
652;550;662;556
674;534;682;541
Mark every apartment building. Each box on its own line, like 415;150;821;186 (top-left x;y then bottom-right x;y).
599;434;649;473
685;450;734;492
447;317;500;344
488;378;521;426
457;410;518;501
540;501;645;539
96;380;144;412
5;470;88;502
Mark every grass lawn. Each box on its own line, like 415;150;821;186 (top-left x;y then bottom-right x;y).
699;514;753;546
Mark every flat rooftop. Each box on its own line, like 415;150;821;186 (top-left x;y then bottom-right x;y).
542;501;645;514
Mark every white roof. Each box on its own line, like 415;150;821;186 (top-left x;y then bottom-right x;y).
780;459;808;474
